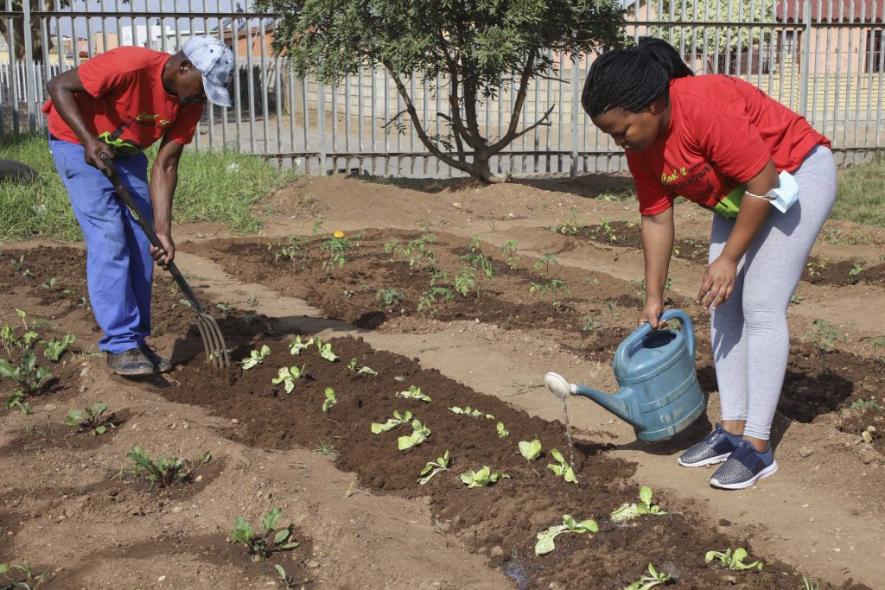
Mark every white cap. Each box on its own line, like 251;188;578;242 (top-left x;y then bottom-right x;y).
182;36;234;107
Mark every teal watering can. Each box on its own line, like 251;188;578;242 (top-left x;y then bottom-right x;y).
545;309;705;442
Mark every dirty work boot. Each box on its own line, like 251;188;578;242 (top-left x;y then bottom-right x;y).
106;348;155;376
139;344;173;373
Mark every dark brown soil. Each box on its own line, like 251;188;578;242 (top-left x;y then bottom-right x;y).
164;335;861;590
0;411;128;455
801;257;885;286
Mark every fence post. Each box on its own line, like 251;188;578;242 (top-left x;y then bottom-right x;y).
798;0;812;116
22;0;35;130
569;57;580;177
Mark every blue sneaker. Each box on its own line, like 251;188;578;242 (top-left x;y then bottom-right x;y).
677;424;742;467
710;440;778;490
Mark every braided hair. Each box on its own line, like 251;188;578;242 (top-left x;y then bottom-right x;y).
582;38;693;117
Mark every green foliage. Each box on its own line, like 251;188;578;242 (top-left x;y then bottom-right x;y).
0;561;50;589
0;317;54;415
704;547;764;572
810;319;845;352
397;419;431;451
533;253;559;275
376;287;405;307
321;387;337;412
518;439;543;461
418;285;455;312
847;398;884;412
553;207;582;236
371;409;413;434
459;465;509;488
449;405;494;420
345;357;378;377
270;235;308;270
418;450;451;485
623;563;672;590
126;446;210;488
397;385;432;402
391;234;437;268
547;448;578;483
610;485;667;522
289;335;314;355
530;278;568;297
454;267;477;297
657;0;772;60
496;421;509;438
42;334;75;362
274;564;300;589
272;365;306;394
534;514;598;555
65;402;115;436
848;262;865;284
833;156;885;227
462;237;495;279
320;233;354;269
229;508;299;561
315;338;339;362
240;344;271;370
501;240;520;270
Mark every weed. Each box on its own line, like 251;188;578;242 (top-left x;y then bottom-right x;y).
704;547;763;571
501;240;520;270
846;398;883;412
41;277;58;291
246;295;259;307
229;508;299;561
126;446;210;488
810;319;844;352
460;465;509;488
397;385;431;402
623;563;672;590
376;287;405;307
610;485;667;522
801;576;821;590
322;387;337;412
65;402;115;436
418;450;451;485
240;345;271;370
272;366;306;394
790;294;804;305
547;448;578;484
313;439;338;458
518;439;542;461
529;278;568;297
534;514;598;555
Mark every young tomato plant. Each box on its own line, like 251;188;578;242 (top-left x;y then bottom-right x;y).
535;514;598;555
547;448;578;483
321;387;337;412
320;232;354;270
289;335;314;355
610;485;667;522
65;402;115;436
624;562;671;590
240;344;271;370
42;334;75;362
704;547;764;571
454;267;477;297
376;287;405;307
397;419;431;451
418;450;450;485
126;446;210;488
370;410;413;434
229;507;299;561
459;465;509;488
272;366;305;394
518;439;543;461
533;253;558;275
397;385;431;402
501;240;520;270
462;237;495;279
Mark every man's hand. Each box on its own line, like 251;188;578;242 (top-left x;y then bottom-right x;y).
85;139;115;173
698;255;737;310
150;233;175;267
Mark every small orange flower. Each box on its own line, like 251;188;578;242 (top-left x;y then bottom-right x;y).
333;230;345;238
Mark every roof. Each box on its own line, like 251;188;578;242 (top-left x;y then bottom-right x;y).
777;0;884;22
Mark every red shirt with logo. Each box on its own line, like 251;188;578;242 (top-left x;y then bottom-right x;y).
42;46;203;151
625;74;830;216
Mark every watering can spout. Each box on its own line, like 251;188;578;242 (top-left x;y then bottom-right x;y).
543;372;635;426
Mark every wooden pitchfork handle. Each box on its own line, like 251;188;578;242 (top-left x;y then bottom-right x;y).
99;154;206;315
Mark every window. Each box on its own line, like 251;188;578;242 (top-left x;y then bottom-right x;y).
867;30;884;73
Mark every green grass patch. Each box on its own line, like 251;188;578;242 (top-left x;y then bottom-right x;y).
0;132;293;241
834;157;885;228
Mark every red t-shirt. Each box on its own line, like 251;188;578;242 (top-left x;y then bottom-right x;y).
625;75;830;216
42;46;203;151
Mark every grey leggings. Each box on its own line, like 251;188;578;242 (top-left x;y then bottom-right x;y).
709;145;836;441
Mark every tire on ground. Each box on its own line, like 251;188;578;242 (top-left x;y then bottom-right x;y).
0;159;39;184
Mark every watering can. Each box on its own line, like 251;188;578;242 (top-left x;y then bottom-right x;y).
545;309;705;442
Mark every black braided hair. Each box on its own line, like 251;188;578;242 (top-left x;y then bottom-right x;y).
582;37;693;117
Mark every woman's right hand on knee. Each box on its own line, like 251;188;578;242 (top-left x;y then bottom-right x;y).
639;298;664;329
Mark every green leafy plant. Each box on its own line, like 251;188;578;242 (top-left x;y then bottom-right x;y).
418;285;455;312
580;316;598;334
0;562;50;589
229;508;299;561
315;338;339;362
459;465;509;488
345;357;377;377
704;547;764;571
501;240;519;270
272;366;305;394
289;335;314;355
271;235;307;270
371;409;413;434
553;207;582;236
42;334;75;362
623;563;672;590
848;262;864;284
274;564;301;589
322;387;337;412
496;421;509;438
847;398;883;412
418;450;451;485
449;405;494;419
810;319;845;352
519;439;543;461
376;287;405;307
801;576;821;590
393;234;437;268
597;218;618;243
534;514;598;555
454;267;477;297
462;237;495;279
65;402;115;436
533;253;558;275
397;419;431;451
547;448;577;483
610;485;667;522
320;232;353;269
313;439;338;458
126;446;210;488
397;385;431;402
240;344;271;370
1;349;52;415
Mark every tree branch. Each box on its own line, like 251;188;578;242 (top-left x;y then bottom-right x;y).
489;49;539;154
490;104;556;156
436;113;465;161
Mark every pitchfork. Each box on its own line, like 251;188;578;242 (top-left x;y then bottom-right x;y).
100;154;230;370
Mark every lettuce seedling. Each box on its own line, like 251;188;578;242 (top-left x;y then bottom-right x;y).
345;357;377;377
610;485;667;522
704;547;763;571
449;406;494;419
547;448;578;483
272;365;305;394
460;465;510;488
126;446;210;488
43;334;75;362
289;335;314;355
370;410;413;434
397;419;431;451
322;387;337;412
624;562;671;590
418;450;451;485
315;338;339;362
534;514;598;555
65;402;115;436
496;421;509;438
397;385;431;402
519;439;543;461
240;344;271;370
229;507;299;561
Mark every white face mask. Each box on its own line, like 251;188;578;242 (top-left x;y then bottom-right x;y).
746;170;800;213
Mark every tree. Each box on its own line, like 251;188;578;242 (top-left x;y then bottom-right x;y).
258;0;624;182
0;0;68;61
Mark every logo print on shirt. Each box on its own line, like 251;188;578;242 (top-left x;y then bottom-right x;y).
134;112;171;127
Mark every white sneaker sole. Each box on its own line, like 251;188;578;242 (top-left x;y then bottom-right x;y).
710;460;779;490
677;452;731;468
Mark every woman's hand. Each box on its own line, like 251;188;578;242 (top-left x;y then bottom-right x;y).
698;255;737;310
639;298;664;329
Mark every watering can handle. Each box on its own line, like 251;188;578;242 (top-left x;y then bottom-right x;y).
614;309;696;374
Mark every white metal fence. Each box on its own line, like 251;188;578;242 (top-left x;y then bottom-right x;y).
1;0;883;177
